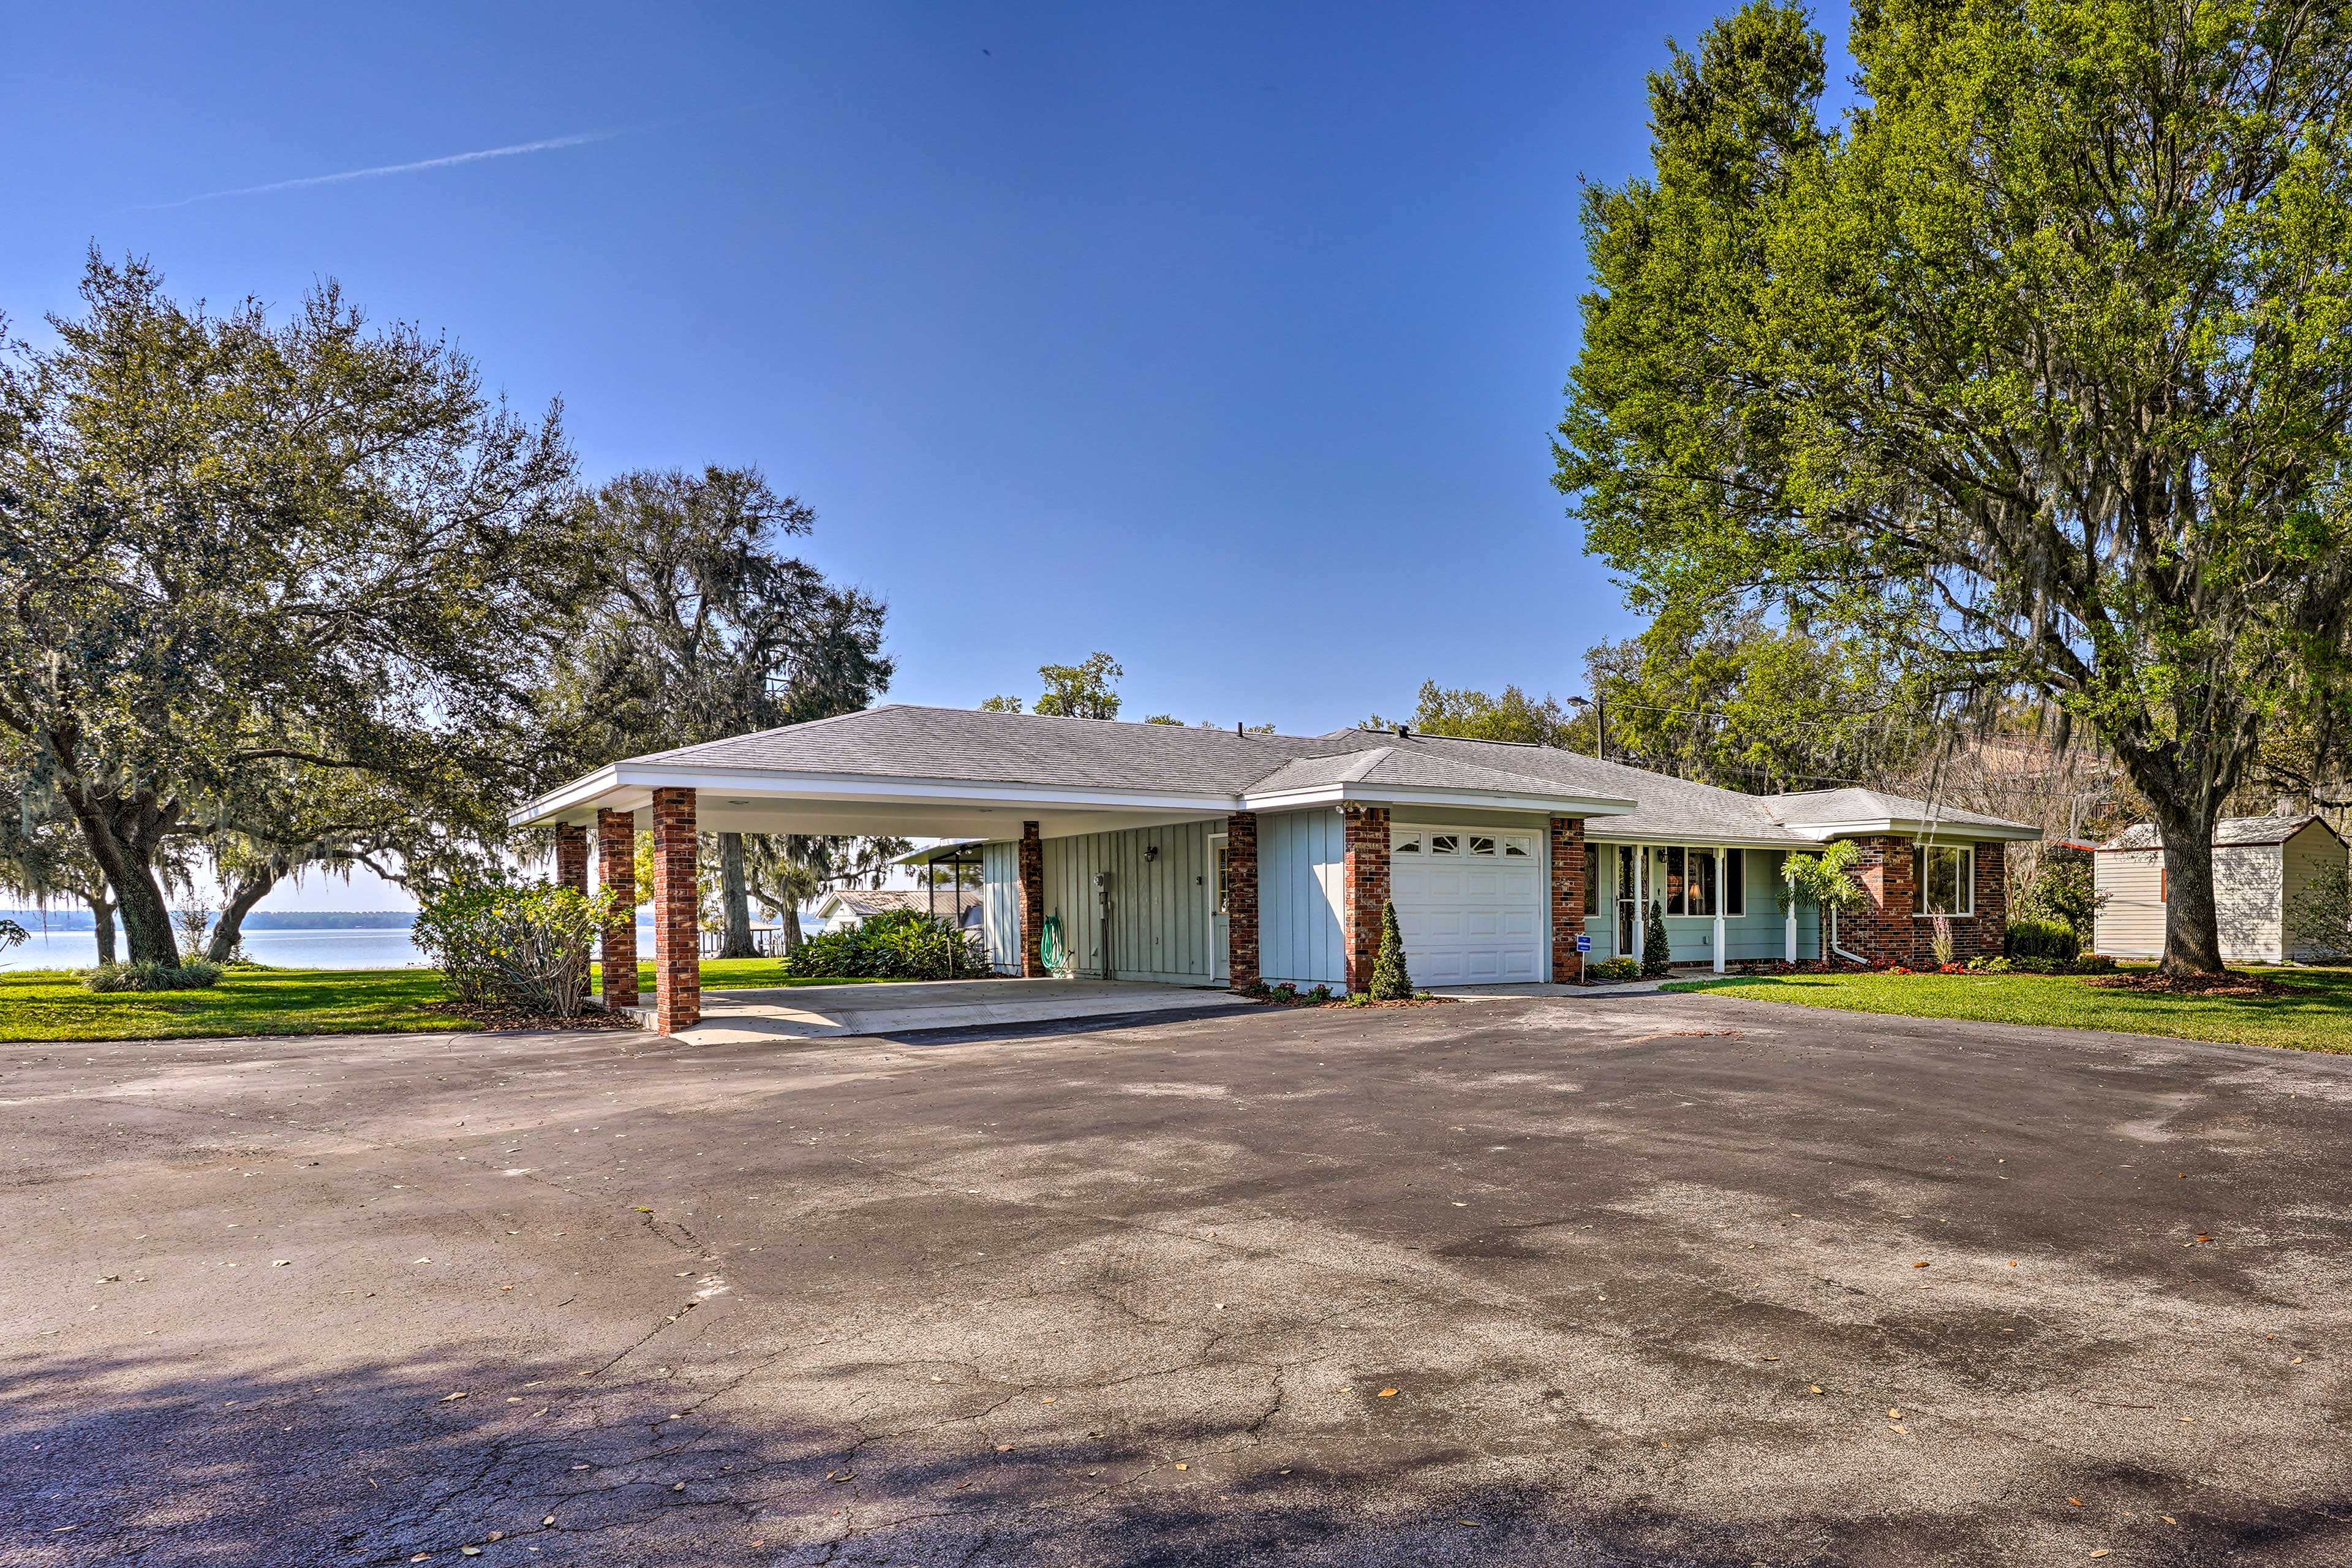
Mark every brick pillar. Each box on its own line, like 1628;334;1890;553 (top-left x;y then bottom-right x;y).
1848;835;1917;967
1342;805;1391;994
1550;816;1587;983
554;823;589;891
650;787;699;1034
597;807;639;1010
1226;812;1259;990
1018;821;1047;978
1972;841;2007;960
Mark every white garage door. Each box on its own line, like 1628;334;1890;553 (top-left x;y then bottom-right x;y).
1389;826;1543;984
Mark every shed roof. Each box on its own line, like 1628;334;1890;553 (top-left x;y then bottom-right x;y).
2099;813;2340;850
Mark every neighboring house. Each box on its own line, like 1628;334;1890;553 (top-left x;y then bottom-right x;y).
813;887;984;930
2094;814;2349;963
516;705;2040;1033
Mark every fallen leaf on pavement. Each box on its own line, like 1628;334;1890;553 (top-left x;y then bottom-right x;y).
1378;1389;1398;1398
441;1392;468;1401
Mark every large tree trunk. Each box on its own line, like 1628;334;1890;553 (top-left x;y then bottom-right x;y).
780;903;804;952
85;889;118;965
59;801;178;964
207;867;281;964
716;832;759;958
2152;801;2228;974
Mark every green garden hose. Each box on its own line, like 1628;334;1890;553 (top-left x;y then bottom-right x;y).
1039;913;1065;974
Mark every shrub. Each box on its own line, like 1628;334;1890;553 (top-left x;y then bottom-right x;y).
1370;899;1414;1000
1306;984;1332;1003
2011;954;2064;974
1966;955;2012;974
82;959;224;993
1270;981;1300;1003
780;907;988;982
1641;899;1672;977
1589;954;1641;983
413;880;624;1017
2070;952;2117;974
2005;917;2079;964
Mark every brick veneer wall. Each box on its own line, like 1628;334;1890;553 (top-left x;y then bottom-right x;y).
597;807;639;1010
1018;821;1046;978
1839;834;2007;967
554;823;589;891
1549;816;1588;982
1226;812;1259;990
1342;805;1391;994
649;787;699;1035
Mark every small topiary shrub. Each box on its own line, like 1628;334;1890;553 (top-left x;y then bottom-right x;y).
1641;899;1672;976
1589;954;1642;982
2005;917;2079;964
1370;899;1414;1000
82;959;224;993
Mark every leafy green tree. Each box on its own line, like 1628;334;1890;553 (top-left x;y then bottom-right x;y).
1557;1;2352;973
985;653;1124;719
1366;681;1582;748
1585;611;1926;790
1780;840;1868;961
0;254;589;963
553;467;893;956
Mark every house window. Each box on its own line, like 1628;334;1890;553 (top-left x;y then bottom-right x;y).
1724;848;1744;916
1659;846;1719;915
1583;843;1600;915
1393;831;1422;854
1429;834;1461;856
1213;843;1229;916
1468;834;1497;856
1912;844;1975;916
1502;835;1532;858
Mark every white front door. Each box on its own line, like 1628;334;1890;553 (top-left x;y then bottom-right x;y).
1210;833;1230;984
1389;826;1544;984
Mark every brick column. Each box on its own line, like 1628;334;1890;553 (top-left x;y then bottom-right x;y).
597;807;638;1010
1018;821;1046;978
1226;812;1259;990
1971;841;2007;961
650;787;699;1034
1342;805;1391;995
1849;835;1918;967
554;823;589;891
1550;816;1587;983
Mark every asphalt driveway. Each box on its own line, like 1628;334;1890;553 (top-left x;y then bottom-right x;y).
5;993;2348;1566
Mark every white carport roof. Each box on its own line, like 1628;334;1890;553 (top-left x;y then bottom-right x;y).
511;705;1639;840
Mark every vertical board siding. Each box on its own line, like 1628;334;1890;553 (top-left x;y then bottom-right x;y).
2217;843;2284;963
1258;808;1347;987
981;840;1022;973
1035;821;1217;985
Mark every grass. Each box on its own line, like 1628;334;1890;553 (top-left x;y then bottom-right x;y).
0;960;932;1043
1663;965;2352;1054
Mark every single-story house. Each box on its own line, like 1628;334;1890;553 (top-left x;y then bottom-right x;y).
2094;813;2349;963
514;705;2039;1033
813;887;985;930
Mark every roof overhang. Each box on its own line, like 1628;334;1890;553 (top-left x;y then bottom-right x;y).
510;761;1240;841
1238;782;1638;816
1782;816;2043;843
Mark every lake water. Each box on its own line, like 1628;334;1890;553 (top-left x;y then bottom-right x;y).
1;927;433;971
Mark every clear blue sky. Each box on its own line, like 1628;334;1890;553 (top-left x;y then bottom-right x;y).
3;1;1814;907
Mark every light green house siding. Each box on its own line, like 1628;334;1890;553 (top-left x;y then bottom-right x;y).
1586;843;1822;963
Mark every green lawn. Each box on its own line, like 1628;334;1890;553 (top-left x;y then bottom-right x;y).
0;960;927;1043
1663;966;2352;1054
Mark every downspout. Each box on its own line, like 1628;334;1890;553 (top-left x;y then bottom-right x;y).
1828;904;1868;965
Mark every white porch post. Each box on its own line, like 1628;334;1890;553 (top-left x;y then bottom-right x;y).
1784;858;1799;962
1712;844;1727;974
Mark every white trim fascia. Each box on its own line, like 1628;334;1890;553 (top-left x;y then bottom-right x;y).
1240;782;1637;816
1782;816;2041;842
511;761;1240;828
1587;832;1814;851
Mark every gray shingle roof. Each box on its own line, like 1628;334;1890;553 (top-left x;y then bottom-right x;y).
2100;813;2334;850
613;706;2036;843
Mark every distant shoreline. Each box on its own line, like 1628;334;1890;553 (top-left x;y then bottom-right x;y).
1;909;419;933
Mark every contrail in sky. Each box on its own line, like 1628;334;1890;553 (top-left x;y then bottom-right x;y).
139;129;617;209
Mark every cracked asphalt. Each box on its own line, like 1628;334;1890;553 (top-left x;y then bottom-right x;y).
5;991;2351;1566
